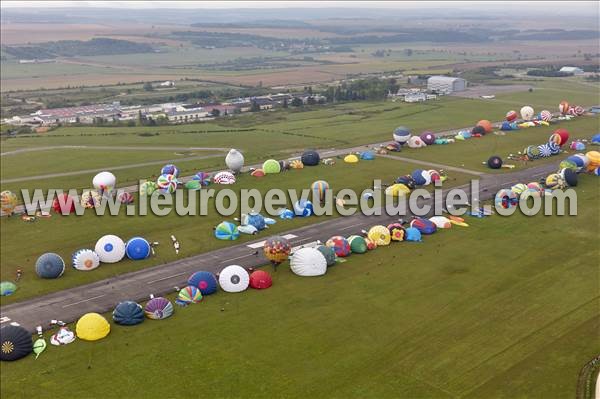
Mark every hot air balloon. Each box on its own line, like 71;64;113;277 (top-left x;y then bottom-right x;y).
290;159;304;169
262;159;281;174
214;221;240;240
395;175;416;190
157;174;178;193
553;129;570;146
316;245;336;267
117;191;134;204
293;199;313;217
0;282;17;296
81;190;101;208
35;253;65;279
540;110;552;121
213;171;236;184
251;169;265;177
559;100;569;115
161;164;180;177
495;189;517;209
520;106;534;121
471;125;486;136
145;297;174;320
410;217;437;234
242;211;266;231
192;171;211;186
387;223;405;241
477;120;493;134
326;236;351;257
407;136;427;148
176;286;203;306
560;168;578;187
0;191;18;215
347;235;367;254
405;227;422;242
344;154;359;163
510;183;528;195
411;169;426;186
52;193;75;214
219;265;250;293
113;301;145;325
139;181;158;196
185;180;202;190
393;126;411;144
367;225;391;246
50;326;76;346
249;270;273;289
76;313;110;341
429;216;452;229
301;150;320;166
92;171;116;195
311;180;329;202
545;173;565;189
95;235;126;263
385;184;410;197
187;271;218;295
71;249;100;271
506;110;518;122
125;237;151;260
225;149;245;173
263;236;292;265
289;247;327;277
1;325;33;361
360;151;375;160
487;156;503;169
420;131;436;145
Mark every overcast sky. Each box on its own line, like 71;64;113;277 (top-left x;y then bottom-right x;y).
1;0;597;11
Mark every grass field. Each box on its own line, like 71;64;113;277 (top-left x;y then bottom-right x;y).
0;158;474;304
1;175;597;398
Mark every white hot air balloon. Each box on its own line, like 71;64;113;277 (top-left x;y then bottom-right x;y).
72;249;100;271
95;235;126;263
218;265;250;293
520;106;534;121
289;247;327;277
225;149;244;174
92;171;116;196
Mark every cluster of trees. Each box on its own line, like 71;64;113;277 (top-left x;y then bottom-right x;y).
526;69;573;77
322;78;400;102
3;38;154;59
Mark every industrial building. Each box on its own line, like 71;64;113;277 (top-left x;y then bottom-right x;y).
427;76;467;94
559;66;584;75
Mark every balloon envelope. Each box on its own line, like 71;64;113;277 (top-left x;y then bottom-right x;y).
145;297;174;320
125;237;151;260
290;248;327;277
72;249;100;271
35;253;65;279
0;325;33;361
187;271;218;295
301;150;320;166
95;235;126;263
219;265;250;293
225;149;244;173
113;301;144;326
76;313;110;341
249;270;273;289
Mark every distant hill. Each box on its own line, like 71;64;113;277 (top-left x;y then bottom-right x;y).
2;38;154;59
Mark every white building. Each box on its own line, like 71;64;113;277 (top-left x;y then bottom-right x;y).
404;93;427;103
559;66;584;75
427;76;467;93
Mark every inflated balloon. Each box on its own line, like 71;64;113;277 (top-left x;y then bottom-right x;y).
520;106;534;121
411;169;426;186
301;150;320;166
156;174;178;193
125;237;151;260
506;110;518;122
545;173;565;189
428;170;441;183
187;271;218;295
407;136;426;148
404;227;422;242
387;223;405;241
293;199;313;217
316;245;336;267
569;141;585;151
145;297;173;320
95;235;126;263
393;126;411;144
429;216;452;229
410;217;437;235
290;247;327;277
35;253;65;279
540;110;552;121
225;149;244;173
311;180;329;202
160;164;179;177
395;175;416;190
118;191;134;204
0;191;18;215
92;171;116;194
560;168;578;187
192;172;211;186
385;184;410;197
242;211;266;231
249;270;272;289
487;156;503;169
477;120;493;133
213;171;236;184
471;125;486;136
139;181;158;196
113;301;144;326
76;313;110;340
360;151;375;160
386;142;401;152
553;129;569;146
279;160;290;171
263;236;292;265
510;183;528;195
81;190;101;208
52;193;75;214
251;169;265;177
420;131;436;145
344;154;359;163
592;134;600;145
367;225;391;246
290;159;304;169
538;144;552;158
71;249;100;271
262;159;281;174
524;145;540;159
495;189;518;209
176;286;203;306
326;236;351;257
559;159;578;172
185;180;202;190
0;325;33;361
214;221;240;240
559;101;569;115
347;235;367;254
219;265;250;293
0;282;17;296
279;209;294;219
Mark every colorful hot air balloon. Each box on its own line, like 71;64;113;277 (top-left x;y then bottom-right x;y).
367;225;391;246
540;110;552;121
92;171;116;194
176;286;203;306
506;110;518;122
326;236;351;257
311;180;330;202
290;159;304;169
192;172;211;186
495;189;518;209
145;297;174;320
139;181;158;196
225;149;244;173
293;199;313;217
393;126;411;144
118;191;134;204
214;221;240;240
263;236;292;265
113;301;144;326
52;193;75;214
219;265;250;293
387;223;405;241
35;253;65;279
95;235;126;263
156;174;178;193
559;100;570;115
71;249;100;271
125;237;151;260
185;180;202;190
249;270;273;289
187;271;218;295
0;281;17;296
161;164;180;177
410;217;437;235
213;171;236;184
80;190;101;208
0;325;33;361
0;191;18;215
553;129;570;146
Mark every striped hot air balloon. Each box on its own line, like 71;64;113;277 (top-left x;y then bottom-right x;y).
540;110;552;121
144;297;174;320
214;221;240;240
175;286;203;306
213;171;236;184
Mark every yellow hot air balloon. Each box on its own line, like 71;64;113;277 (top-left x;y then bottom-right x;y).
385;184;410;197
0;191;18;215
367;225;391;246
76;313;110;341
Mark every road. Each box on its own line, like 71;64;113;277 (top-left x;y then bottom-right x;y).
0;161;559;333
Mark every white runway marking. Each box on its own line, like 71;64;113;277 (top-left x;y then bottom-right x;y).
221;254;253;263
339;222;366;231
146;272;186;284
0;317;11;323
247;234;297;249
62;294;106;308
